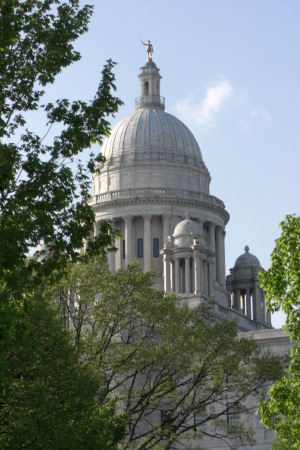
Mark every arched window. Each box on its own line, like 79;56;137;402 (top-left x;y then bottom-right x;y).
144;81;149;96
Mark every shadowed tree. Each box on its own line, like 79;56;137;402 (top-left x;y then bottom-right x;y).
0;297;126;449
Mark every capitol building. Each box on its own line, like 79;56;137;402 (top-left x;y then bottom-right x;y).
89;53;290;449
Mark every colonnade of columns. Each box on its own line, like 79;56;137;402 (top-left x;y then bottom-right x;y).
93;215;227;292
162;251;214;297
96;214;163;272
230;285;271;325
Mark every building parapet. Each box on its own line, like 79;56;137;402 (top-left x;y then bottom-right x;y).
89;188;225;209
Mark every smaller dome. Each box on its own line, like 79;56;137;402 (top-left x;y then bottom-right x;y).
173;216;202;238
234;246;261;268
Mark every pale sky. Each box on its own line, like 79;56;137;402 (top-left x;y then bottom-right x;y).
38;0;300;328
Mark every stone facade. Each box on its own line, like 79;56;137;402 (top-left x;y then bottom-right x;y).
90;58;272;333
89;57;290;448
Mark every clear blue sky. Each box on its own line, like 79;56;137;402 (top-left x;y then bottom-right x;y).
42;0;300;327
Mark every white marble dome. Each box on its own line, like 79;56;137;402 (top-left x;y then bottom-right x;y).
234;246;262;268
101;108;203;167
173;218;202;238
172;217;205;247
93;59;212;199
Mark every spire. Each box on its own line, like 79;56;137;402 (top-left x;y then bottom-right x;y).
135;60;165;111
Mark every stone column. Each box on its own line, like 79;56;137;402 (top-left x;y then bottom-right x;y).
175;258;180;293
208;222;216;280
267;310;272;326
94;220;101;238
208;262;214;297
170;260;175;292
163;253;171;293
194;253;201;294
235;289;241;312
215;226;223;284
185;257;191;293
124;215;132;267
107;250;115;273
200;258;204;295
107;218;115;273
209;222;215;252
254;283;262;321
162;215;170;247
222;229;226;282
246;288;251;319
203;260;208;296
143;214;151;270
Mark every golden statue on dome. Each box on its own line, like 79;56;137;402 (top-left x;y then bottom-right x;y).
140;38;153;61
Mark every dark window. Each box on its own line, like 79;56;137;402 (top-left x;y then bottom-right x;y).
122;240;125;260
153;238;159;257
227;408;240;427
194;407;207;432
137;238;143;258
161;409;171;425
144;81;149;96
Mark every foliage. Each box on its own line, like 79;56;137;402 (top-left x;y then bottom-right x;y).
258;215;300;449
0;0;122;288
0;0;122;395
0;297;126;449
49;257;285;450
0;0;124;446
271;434;295;450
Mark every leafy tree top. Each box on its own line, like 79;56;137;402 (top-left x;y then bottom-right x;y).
0;0;123;290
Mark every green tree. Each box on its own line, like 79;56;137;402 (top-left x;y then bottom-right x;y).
271;434;294;450
0;296;126;449
0;1;125;445
258;215;300;449
0;0;121;391
0;0;122;285
50;257;285;450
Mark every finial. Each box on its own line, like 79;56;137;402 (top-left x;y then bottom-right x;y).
140;36;154;61
244;245;250;253
185;211;191;220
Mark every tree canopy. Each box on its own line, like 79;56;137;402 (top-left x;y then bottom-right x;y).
0;1;124;446
49;257;285;450
258;214;300;449
0;0;122;384
0;0;122;289
0;296;126;449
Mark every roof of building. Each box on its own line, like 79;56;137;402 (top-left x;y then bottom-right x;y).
173;217;202;237
234;246;262;268
101;107;203;165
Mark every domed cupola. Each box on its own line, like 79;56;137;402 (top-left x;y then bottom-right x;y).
226;246;271;327
172;213;205;247
136;60;165;111
234;245;262;271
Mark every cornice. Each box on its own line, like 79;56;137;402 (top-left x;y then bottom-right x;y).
90;195;230;224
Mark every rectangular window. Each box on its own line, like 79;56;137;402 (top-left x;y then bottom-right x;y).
153;238;159;257
227;408;240;428
122;240;125;260
161;409;171;425
194;407;207;432
137;238;143;258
